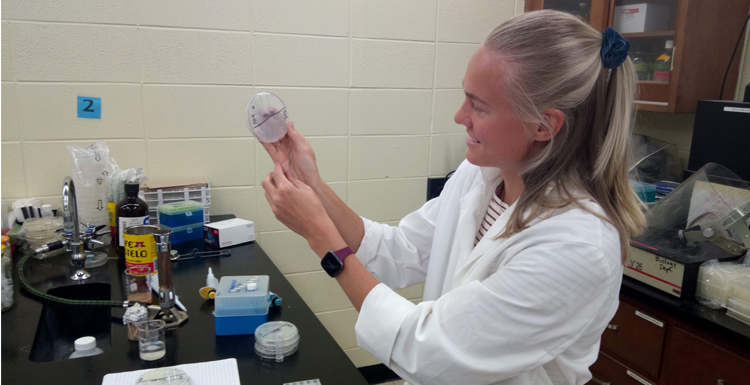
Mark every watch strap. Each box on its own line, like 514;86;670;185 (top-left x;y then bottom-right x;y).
332;246;354;262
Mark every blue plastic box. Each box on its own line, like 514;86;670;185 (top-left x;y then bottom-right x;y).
213;276;270;336
632;180;657;203
158;201;204;228
160;222;204;244
214;313;269;336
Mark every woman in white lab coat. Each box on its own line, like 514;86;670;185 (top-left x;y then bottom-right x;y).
261;10;646;385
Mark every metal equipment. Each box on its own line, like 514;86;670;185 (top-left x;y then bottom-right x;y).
152;230;188;329
627;163;750;300
35;177;108;280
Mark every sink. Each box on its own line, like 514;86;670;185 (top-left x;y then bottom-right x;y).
29;282;112;362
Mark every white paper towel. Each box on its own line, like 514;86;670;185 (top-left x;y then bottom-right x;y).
102;358;240;385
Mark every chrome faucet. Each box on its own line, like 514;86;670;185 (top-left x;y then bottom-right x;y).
62;177;90;280
36;177;107;280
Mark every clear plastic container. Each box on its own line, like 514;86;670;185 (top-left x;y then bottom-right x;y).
158;201;205;228
214;276;269;317
725;278;750;326
696;262;749;309
160;223;204;244
254;321;299;362
246;92;289;143
68;336;104;359
136;368;191;385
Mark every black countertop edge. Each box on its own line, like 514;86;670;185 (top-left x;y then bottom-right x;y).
621;275;750;343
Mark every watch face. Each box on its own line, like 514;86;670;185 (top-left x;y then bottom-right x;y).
321;252;344;277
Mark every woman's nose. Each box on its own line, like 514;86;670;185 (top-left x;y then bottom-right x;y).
454;99;470;126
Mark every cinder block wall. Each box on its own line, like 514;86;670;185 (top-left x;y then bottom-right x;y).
1;0;525;366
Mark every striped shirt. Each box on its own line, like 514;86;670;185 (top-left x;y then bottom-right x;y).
475;183;510;246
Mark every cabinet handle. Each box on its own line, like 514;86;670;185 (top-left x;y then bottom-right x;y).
591;376;611;385
670;46;675;72
606;324;618;331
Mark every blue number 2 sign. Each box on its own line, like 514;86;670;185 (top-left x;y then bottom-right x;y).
77;96;101;119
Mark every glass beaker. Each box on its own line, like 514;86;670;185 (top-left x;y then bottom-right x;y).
125;267;152;304
137;320;166;361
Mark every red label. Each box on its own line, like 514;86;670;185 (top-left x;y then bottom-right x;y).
654;71;670;81
622;8;640;14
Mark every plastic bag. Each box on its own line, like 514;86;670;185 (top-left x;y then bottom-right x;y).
1;256;13;310
67;141;115;228
108;167;146;204
17;217;65;259
629;135;682;184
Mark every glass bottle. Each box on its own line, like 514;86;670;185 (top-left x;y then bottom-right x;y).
653;40;674;82
115;183;149;257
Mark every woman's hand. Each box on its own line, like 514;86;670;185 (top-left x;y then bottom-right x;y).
262;163;339;249
260;122;323;192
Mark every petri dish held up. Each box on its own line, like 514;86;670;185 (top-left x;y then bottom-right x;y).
246;92;289;143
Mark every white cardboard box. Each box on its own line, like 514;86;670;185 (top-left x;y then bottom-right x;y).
204;218;255;248
613;3;671;33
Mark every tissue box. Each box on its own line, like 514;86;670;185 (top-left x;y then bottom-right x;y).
613;3;670;33
204;218;255;248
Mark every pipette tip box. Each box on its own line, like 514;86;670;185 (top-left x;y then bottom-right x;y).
213;275;269;336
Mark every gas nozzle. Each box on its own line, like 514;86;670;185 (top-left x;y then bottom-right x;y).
35;240;68;254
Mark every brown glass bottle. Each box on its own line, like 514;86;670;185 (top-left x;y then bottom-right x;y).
115;183;150;257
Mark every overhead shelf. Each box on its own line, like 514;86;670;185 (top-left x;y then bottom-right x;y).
622;30;676;38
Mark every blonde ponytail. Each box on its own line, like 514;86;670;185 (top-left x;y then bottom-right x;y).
484;11;646;262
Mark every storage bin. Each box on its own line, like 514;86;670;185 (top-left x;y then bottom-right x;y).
613;3;671;33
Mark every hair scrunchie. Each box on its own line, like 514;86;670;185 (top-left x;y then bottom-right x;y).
601;27;630;69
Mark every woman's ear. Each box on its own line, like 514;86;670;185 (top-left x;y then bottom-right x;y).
533;109;564;142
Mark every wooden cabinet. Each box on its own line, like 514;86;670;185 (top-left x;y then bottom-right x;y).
662;327;750;385
589;352;657;385
601;301;667;378
524;0;750;113
588;290;750;385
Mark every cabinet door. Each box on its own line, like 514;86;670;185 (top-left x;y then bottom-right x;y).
600;301;667;378
611;0;679;110
588;351;657;385
662;327;750;385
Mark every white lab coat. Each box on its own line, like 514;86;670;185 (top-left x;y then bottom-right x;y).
354;160;623;385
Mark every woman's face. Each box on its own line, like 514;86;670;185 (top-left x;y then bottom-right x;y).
454;46;536;171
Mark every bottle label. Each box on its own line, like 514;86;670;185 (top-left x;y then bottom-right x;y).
654;71;670;81
119;215;150;246
108;202;117;236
